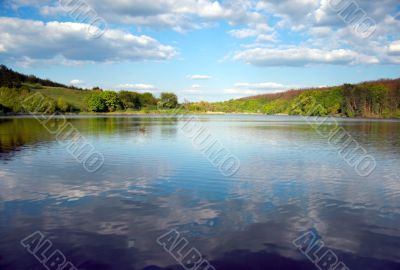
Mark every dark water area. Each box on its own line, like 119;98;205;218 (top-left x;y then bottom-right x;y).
0;115;399;270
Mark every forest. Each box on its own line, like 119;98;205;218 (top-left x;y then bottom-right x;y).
188;79;400;118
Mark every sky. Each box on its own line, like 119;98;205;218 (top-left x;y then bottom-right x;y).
0;0;399;102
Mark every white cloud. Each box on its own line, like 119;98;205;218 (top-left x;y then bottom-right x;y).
116;83;156;90
24;0;266;32
389;40;400;55
4;1;400;68
0;17;176;65
229;28;259;39
224;88;264;96
256;33;278;43
231;1;400;66
224;81;294;97
4;0;50;9
233;82;289;90
70;79;84;85
234;47;379;66
257;0;318;24
183;89;202;94
187;75;212;80
191;84;201;89
229;23;270;39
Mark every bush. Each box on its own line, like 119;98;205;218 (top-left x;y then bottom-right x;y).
86;92;107;112
158;92;178;109
102;91;121;112
139;92;157;107
119;91;141;110
85;91;123;112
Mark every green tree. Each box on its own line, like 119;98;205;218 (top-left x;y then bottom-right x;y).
139;92;157;108
101;91;121;112
159;92;178;109
119;91;141;110
86;92;107;112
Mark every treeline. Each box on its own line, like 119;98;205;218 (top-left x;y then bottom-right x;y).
85;91;178;112
0;65;69;89
189;79;400;118
0;87;178;115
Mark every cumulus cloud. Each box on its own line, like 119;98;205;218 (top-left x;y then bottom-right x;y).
187;75;212;80
234;47;379;66
0;17;176;65
231;1;400;66
20;0;266;32
257;0;318;25
3;1;400;67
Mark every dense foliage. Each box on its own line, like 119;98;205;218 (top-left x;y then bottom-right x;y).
189;79;400;118
158;92;178;109
84;90;165;112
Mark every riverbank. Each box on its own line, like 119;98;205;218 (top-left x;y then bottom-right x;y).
2;111;400;121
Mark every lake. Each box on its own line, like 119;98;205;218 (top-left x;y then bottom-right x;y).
0;115;399;270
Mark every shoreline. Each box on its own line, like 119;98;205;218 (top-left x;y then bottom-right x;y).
1;112;400;121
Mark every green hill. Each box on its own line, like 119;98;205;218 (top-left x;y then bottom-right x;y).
34;86;89;110
0;65;172;115
0;65;69;89
189;78;400;118
0;65;89;114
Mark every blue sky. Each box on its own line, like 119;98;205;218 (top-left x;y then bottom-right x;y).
0;0;399;101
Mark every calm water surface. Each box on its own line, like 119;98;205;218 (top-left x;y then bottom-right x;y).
0;115;399;270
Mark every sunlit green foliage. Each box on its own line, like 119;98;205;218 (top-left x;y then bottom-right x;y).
158;92;178;109
102;91;121;112
86;92;107;112
119;91;141;110
85;90;160;112
139;92;158;108
191;81;400;118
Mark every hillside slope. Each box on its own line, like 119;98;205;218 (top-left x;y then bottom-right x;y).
188;78;400;118
34;86;89;110
0;65;69;89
